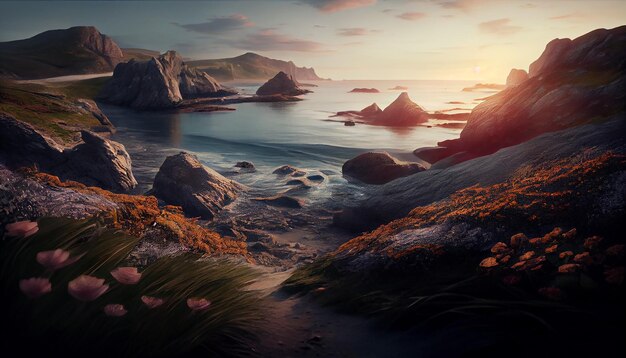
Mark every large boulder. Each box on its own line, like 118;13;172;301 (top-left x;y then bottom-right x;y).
152;152;241;219
342;152;425;185
372;92;429;126
99;51;236;109
505;68;528;87
0;113;136;192
256;71;311;96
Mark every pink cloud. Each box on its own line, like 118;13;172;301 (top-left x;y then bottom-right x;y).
478;18;522;35
396;12;426;21
302;0;376;13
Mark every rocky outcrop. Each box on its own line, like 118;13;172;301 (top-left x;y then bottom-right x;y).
99;51;236;109
505;68;528;87
342;152;425;185
335;103;381;118
415;25;626;166
0;26;124;79
373;92;429;126
0;113;136;192
349;88;379;93
256;71;311;96
151;152;241;220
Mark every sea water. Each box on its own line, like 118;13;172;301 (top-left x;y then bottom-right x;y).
102;80;489;204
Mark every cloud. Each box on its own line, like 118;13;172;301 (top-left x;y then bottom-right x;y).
229;29;324;52
396;12;426;21
336;27;369;36
173;14;253;34
549;13;584;21
301;0;376;13
438;0;491;11
478;18;522;35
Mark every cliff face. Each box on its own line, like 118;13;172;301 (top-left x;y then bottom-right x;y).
0;26;124;79
188;52;325;81
418;26;626;165
99;51;236;109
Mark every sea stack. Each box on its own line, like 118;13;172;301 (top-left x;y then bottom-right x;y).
373;92;429;126
256;71;311;96
99;51;236;109
506;68;529;87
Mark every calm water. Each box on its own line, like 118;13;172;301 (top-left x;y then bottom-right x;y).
102;80;486;203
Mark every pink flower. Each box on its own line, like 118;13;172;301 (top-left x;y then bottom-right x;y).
36;249;80;270
187;298;211;311
19;277;52;298
5;221;38;238
141;295;165;309
110;267;142;285
68;275;109;301
103;304;127;317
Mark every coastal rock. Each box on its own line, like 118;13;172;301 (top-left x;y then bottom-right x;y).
373;92;429;126
256;71;311;96
342;152;425;185
360;103;383;116
389;86;409;90
235;161;255;170
349;88;379;93
416;25;626;165
505;68;528;87
0;113;136;192
60;131;137;192
152;152;241;219
99;50;236;109
253;195;303;209
273;165;304;176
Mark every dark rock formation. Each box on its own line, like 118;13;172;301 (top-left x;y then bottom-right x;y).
349;88;380;93
344;120;356;126
273;165;305;176
256;71;311;96
461;83;505;92
152;152;241;219
253;195;303;209
505;68;528;87
373;92;429;126
235;161;255;170
414;25;626;166
0;113;136;192
342;152;425;185
335;103;381;118
99;51;236;109
0;26;124;79
389;86;409;90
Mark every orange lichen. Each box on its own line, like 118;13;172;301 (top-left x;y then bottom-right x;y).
31;172;249;258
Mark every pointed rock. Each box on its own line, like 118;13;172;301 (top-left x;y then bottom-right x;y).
374;92;429;126
256;71;311;96
506;68;528;87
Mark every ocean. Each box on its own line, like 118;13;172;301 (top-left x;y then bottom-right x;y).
102;80;489;204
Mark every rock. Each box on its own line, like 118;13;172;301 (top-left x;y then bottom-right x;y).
413;146;460;165
342;152;425;185
505;68;528;87
349;88;379;93
286;178;310;186
60;131;137;192
253;195;303;209
256;71;311;96
360;103;382;116
234;161;255;172
75;99;113;127
344;120;356;126
152;152;241;219
389;86;409;90
273;165;303;176
0;114;136;192
307;174;325;182
372;92;429;126
99;50;236;109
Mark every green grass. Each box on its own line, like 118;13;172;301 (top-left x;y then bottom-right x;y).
1;217;263;357
55;76;110;100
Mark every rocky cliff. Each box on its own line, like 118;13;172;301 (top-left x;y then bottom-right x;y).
99;51;237;109
505;68;528;87
0;26;123;79
0;113;136;191
188;52;325;81
416;26;626;166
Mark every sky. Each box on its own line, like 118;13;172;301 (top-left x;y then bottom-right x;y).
0;0;625;82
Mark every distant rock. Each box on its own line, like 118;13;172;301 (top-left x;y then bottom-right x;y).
256;71;312;96
273;165;303;176
349;88;380;93
99;50;236;109
461;83;506;92
342;152;425;185
235;161;255;170
360;103;383;116
373;92;429;126
0;113;136;191
152;152;241;219
505;68;528;87
344;120;356;126
389;86;409;90
0;26;124;79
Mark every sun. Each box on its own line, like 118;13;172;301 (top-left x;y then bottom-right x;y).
473;66;481;74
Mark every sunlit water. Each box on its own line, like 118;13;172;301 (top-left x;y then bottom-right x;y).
102;80;488;207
